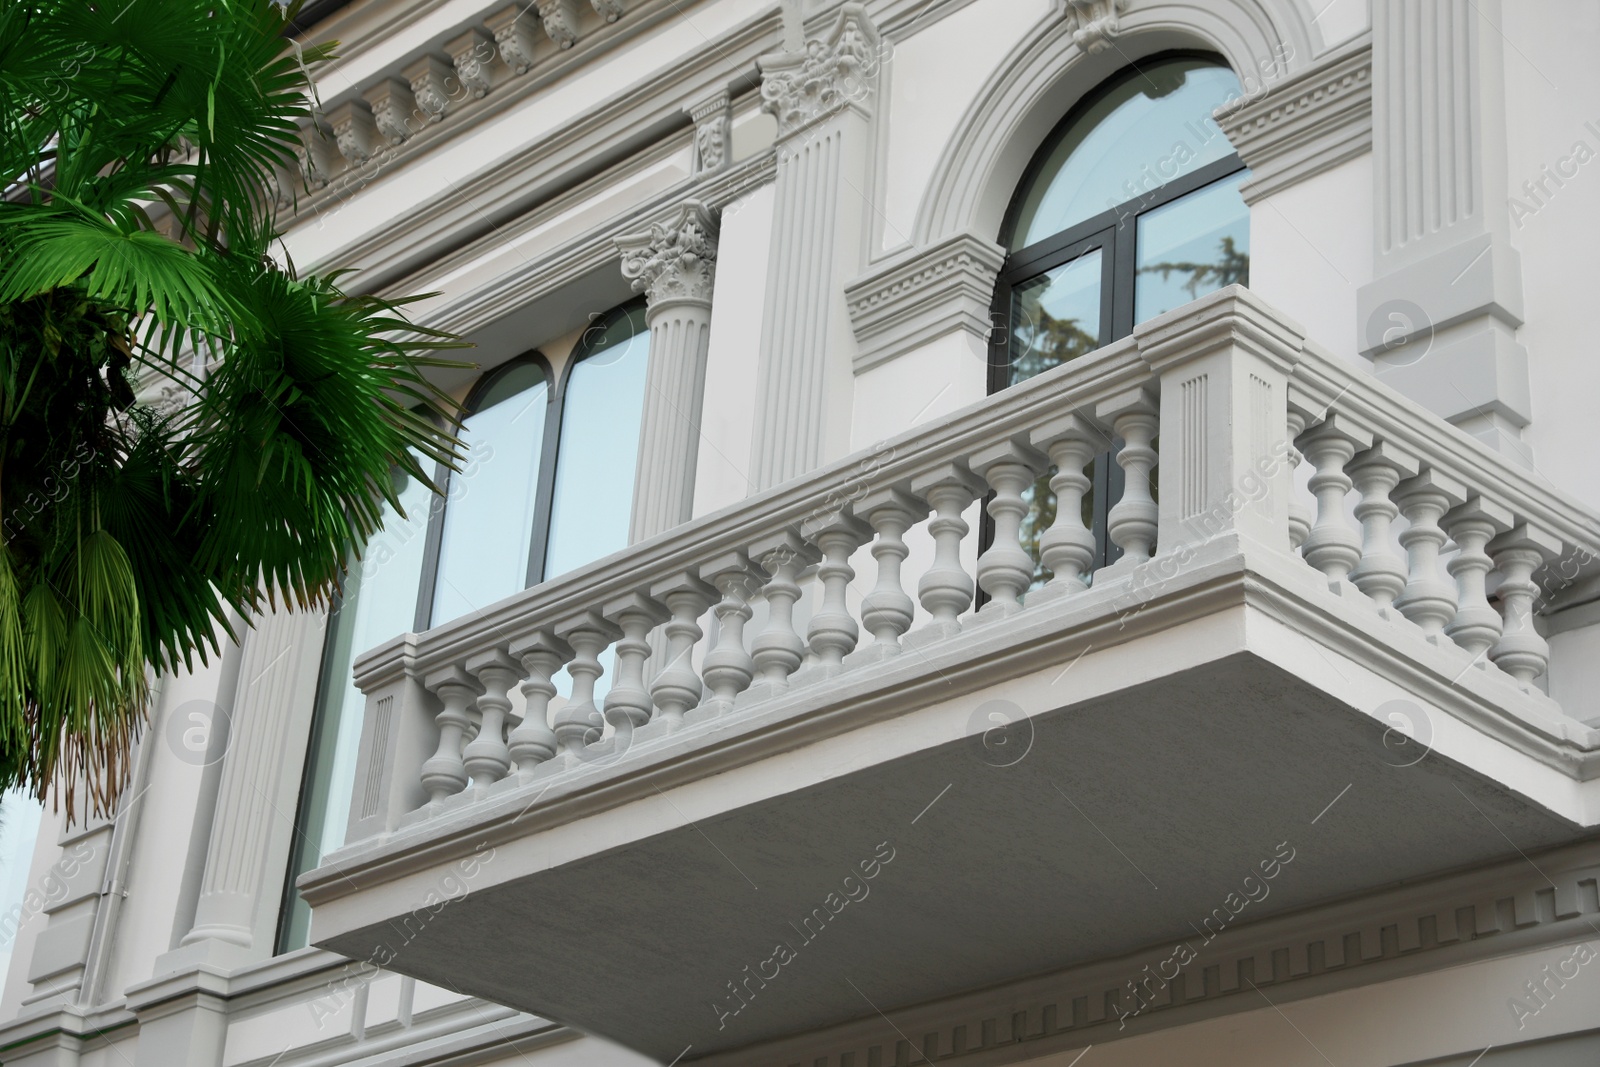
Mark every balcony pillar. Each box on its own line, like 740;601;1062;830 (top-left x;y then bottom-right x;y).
1358;0;1531;455
340;635;435;845
167;609;326;968
618;201;720;542
751;4;882;488
1133;289;1305;561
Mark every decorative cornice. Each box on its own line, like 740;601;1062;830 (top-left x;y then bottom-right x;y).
281;5;784;291
1216;33;1372;204
703;838;1600;1067
1058;0;1127;55
845;231;1007;372
757;3;882;139
616;200;720;307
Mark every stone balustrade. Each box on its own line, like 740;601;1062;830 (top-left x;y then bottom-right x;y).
338;287;1600;846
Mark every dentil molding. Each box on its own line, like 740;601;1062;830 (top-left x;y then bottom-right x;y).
1216;33;1373;204
845;231;1007;373
702;838;1600;1067
616;200;720;307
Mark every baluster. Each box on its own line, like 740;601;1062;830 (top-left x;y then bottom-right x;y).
552;612;622;760
1296;416;1367;584
419;667;481;803
1030;415;1102;598
1444;498;1512;658
910;465;983;638
461;650;521;787
1489;525;1560;687
603;594;669;736
650;573;717;726
1284;408;1313;553
852;489;927;662
805;514;872;670
745;531;819;698
973;440;1047;616
1393;471;1463;636
1100;396;1160;567
700;552;762;709
507;631;572;773
1346;443;1414;609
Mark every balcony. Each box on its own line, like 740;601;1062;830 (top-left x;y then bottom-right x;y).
299;287;1600;1065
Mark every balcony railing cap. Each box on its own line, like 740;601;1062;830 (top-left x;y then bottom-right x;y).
1133;284;1307;375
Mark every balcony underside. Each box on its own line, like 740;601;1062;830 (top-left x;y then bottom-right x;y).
308;551;1595;1064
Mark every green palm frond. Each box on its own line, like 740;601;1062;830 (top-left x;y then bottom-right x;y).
0;208;225;327
0;0;469;819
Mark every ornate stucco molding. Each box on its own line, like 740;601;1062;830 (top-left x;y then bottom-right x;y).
757;3;882;139
1216;33;1372;204
845;231;1007;373
616;200;720;307
1058;0;1127;55
687;89;731;174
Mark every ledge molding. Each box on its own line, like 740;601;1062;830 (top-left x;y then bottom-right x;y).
1217;33;1373;204
845;230;1006;373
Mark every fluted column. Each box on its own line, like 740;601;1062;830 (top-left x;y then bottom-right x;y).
175;609;327;962
750;4;881;488
619;200;720;542
1359;0;1530;453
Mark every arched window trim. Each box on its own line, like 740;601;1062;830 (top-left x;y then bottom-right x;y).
988;49;1247;394
413;349;555;630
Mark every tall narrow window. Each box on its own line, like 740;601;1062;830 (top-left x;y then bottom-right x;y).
277;460;433;952
992;54;1250;581
428;360;550;627
543;302;650;579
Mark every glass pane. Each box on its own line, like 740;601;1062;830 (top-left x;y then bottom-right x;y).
0;789;43;979
544;306;650;579
1011;58;1244;250
1134;170;1251;323
431;363;548;626
1008;247;1102;387
278;459;432;951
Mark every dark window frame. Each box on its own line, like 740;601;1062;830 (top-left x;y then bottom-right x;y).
412;350;557;631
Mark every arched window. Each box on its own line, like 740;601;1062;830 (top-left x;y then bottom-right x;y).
992;54;1250;579
277;299;651;951
425;357;553;627
543;301;651;579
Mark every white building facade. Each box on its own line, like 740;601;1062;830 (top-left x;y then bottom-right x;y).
4;0;1600;1064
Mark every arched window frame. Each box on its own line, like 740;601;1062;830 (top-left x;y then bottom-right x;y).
533;297;650;585
988;49;1249;392
985;50;1250;578
412;349;557;630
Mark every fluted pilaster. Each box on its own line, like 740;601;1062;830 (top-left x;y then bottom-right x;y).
750;4;881;489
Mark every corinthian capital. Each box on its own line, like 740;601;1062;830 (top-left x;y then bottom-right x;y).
617;201;720;307
757;3;882;139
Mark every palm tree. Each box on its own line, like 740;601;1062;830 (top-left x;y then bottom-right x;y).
0;0;466;817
